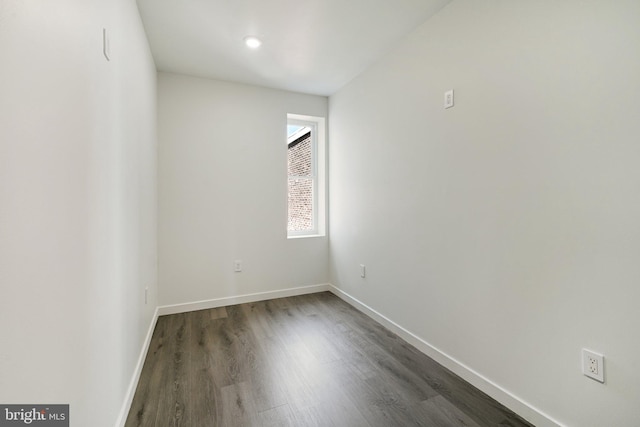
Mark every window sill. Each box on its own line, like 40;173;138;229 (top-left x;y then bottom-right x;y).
287;233;326;240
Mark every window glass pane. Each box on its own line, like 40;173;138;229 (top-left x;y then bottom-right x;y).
287;114;324;238
288;178;313;231
287;131;312;177
287;125;304;137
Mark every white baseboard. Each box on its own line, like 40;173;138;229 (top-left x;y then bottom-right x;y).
327;284;564;427
158;283;331;316
115;306;159;427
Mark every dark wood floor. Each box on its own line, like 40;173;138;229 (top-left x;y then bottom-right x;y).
126;292;533;427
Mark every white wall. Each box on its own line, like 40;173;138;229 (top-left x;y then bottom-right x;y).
0;1;157;426
329;1;640;426
158;73;328;306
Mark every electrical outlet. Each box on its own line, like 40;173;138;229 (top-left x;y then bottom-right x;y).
144;287;148;305
234;260;242;272
360;264;366;278
582;349;604;383
444;89;454;109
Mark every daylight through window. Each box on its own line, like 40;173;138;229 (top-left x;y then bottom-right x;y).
287;114;325;237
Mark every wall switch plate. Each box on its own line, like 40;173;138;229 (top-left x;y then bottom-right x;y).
444;89;454;109
144;287;148;305
234;260;242;272
582;349;604;383
360;264;366;278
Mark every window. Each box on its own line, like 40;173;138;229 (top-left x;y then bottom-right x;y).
287;114;326;238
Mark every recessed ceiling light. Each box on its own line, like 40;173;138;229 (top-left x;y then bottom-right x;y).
243;36;262;49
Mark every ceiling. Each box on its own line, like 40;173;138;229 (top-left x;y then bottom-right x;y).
136;0;451;96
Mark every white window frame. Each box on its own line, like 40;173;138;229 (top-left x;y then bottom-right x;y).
287;113;326;238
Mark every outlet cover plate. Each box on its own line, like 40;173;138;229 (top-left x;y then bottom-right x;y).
582;349;604;383
444;89;454;109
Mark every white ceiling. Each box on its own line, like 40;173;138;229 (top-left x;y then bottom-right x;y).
136;0;451;96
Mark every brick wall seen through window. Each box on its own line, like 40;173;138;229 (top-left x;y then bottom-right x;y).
288;131;313;231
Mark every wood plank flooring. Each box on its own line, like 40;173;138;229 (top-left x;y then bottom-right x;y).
126;292;534;427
